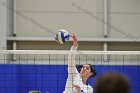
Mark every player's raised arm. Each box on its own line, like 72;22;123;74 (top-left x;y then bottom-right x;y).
67;33;78;74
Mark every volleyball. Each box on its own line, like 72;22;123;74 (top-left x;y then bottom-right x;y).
55;29;70;44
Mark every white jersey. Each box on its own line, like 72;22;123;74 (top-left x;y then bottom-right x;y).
63;46;93;93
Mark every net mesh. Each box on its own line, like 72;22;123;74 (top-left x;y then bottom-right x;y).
0;50;140;93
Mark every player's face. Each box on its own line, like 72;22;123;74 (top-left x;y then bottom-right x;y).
80;64;92;78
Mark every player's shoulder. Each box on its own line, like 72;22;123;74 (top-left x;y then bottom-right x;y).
87;84;93;92
87;84;93;89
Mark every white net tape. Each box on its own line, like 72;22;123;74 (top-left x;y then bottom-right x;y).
0;50;140;65
0;50;140;54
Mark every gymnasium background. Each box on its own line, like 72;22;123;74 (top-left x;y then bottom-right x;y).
0;0;140;93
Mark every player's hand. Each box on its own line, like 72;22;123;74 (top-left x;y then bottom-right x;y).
73;84;81;93
71;33;78;47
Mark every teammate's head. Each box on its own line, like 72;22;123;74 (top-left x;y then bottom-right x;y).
80;64;96;78
95;72;130;93
29;90;40;93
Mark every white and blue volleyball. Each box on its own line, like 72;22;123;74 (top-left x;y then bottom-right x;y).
55;29;70;44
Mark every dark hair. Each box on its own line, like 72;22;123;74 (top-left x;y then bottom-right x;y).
80;64;96;78
88;64;96;78
95;72;130;93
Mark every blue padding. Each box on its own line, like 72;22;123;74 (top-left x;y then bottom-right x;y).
0;64;17;93
0;64;139;93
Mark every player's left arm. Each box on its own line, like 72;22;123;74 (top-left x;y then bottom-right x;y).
72;84;81;93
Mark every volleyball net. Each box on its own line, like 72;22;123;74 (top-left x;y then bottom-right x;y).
0;50;140;93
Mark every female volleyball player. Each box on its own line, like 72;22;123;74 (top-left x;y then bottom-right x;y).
63;33;96;93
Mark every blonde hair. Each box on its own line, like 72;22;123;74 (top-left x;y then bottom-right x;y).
29;90;41;93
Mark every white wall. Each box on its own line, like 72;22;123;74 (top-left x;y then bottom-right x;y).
1;0;140;50
15;0;103;38
0;0;7;50
109;0;140;38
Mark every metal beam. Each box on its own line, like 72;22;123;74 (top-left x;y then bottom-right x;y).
7;37;140;42
103;0;108;61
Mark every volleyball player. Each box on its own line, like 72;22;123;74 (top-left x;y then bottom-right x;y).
63;33;96;93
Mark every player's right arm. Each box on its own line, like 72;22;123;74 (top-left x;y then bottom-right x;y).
68;33;78;75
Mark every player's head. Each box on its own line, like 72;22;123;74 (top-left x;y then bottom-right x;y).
95;72;130;93
80;64;96;78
